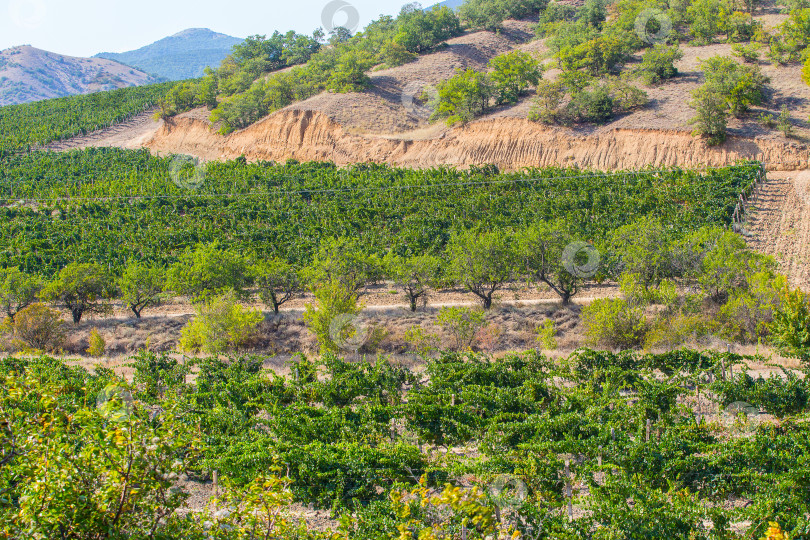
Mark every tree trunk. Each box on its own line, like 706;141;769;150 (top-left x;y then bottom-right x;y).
132;306;142;319
561;291;571;305
72;308;82;324
483;296;493;310
409;295;417;312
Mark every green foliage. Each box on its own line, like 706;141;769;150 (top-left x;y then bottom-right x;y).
87;329;106;357
432;68;494;125
769;284;810;363
0;268;41;322
804;54;810;85
384;252;442;311
611;216;678;291
130;350;190;403
637;44;684;85
557;32;635;76
446;229;516;309
303;281;362;353
536;319;559;350
732;42;761;63
436;306;487;351
119;261;164;318
687;0;728;43
179;292;264;353
583;298;649;349
251;257;301;314
395;5;463;54
327;50;374;93
699;56;770;118
40;263;116;324
690;88;729;144
530;76;647;124
166;242;250;302
6;303;66;353
306;237;382;294
460;0;549;30
0;82;176;156
777;105;793;137
488;50;542;105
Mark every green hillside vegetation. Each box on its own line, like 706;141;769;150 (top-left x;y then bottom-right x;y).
0;81;177;157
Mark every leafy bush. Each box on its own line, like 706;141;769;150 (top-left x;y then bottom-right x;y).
0;267;41;322
778;105;793;137
460;0;548;30
583;298;648;349
488;50;542;104
86;329;106;357
645;313;710;350
530;77;647;124
769;284;810;363
431;68;494;125
7;303;66;353
536;319;559;350
436;306;487;351
637;45;684;85
179;292;264;353
698;56;769;118
303;280;363;353
732;42;761;63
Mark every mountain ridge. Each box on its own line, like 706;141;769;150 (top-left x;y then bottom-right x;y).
94;28;243;81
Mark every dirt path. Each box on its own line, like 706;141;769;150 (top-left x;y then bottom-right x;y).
42;110;163;151
747;170;810;288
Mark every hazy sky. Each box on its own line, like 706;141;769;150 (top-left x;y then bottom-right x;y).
1;0;417;57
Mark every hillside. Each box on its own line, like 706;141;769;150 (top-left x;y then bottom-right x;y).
94;28;243;81
0;45;160;106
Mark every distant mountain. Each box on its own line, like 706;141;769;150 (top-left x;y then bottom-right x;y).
95;28;243;81
0;45;160;106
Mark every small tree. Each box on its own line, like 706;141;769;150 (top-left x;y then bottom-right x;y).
803;55;810;86
251;258;302;314
610;217;677;291
777;105;793;137
306;237;381;295
166;243;250;302
41;263;116;324
488;50;542;105
690;87;729;145
517;221;595;305
637;45;683;85
119;262;164;319
0;267;41;322
446;229;516;309
432;68;494;125
383;253;442;312
179;292;264;353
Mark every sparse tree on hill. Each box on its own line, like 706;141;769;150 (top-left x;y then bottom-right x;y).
384;252;442;311
251;258;302;314
41;263;116;324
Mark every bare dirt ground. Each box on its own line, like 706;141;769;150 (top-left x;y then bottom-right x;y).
747;170;810;289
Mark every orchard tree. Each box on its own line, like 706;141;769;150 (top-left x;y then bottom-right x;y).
119;262;165;319
488;50;542;104
446;229;516;309
326;51;374;93
251;258;302;314
306;237;382;295
517;221;594;305
384;252;442;311
166;243;250;301
0;267;41;322
41;263;116;324
610;217;677;292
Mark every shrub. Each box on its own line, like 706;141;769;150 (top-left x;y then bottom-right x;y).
637;45;684;85
536;319;559;350
732;43;761;63
804;54;810;85
488;50;542;104
404;325;441;357
0;267;41;322
583;298;648;349
437;306;487;351
460;0;548;30
179;292;264;353
699;56;769;117
87;329;106;357
529;80;568;123
645;312;710;350
687;0;726;43
769;284;810;363
725;12;761;42
9;303;66;352
431;68;494;125
690;88;729;145
303;280;363;353
778;105;793;137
